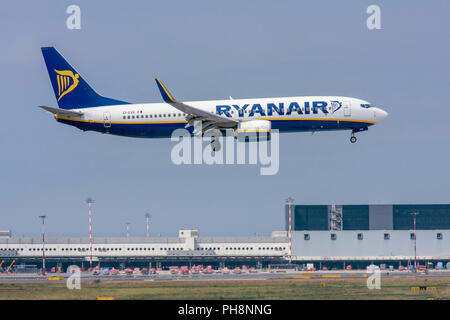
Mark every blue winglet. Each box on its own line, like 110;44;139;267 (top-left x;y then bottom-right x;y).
155;78;178;103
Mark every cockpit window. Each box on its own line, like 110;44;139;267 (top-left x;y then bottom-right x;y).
360;104;373;109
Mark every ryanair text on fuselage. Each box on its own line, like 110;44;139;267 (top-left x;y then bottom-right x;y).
216;100;341;118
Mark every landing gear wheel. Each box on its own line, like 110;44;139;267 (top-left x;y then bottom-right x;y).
350;136;357;143
211;139;221;152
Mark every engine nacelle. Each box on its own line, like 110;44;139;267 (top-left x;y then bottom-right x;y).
236;120;271;142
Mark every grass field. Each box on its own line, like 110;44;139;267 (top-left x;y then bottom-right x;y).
0;277;449;300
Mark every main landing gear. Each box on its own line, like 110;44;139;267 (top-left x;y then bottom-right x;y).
211;138;222;152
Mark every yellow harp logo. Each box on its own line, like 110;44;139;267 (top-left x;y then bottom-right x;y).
54;69;79;101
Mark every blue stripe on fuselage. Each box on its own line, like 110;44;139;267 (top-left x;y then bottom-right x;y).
56;118;373;138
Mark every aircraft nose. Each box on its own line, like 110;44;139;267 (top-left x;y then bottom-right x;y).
376;108;388;122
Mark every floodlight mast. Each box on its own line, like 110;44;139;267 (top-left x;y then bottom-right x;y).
38;215;46;276
410;212;420;272
285;197;294;264
86;198;94;269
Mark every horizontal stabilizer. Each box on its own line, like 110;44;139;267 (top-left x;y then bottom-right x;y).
39;105;83;117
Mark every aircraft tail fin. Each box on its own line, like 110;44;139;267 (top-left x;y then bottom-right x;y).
41;47;129;109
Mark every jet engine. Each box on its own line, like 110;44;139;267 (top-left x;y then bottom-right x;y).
236;120;271;142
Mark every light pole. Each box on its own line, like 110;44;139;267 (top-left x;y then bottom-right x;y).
38;215;46;276
126;222;130;238
86;198;94;269
410;212;419;272
285;197;294;264
145;213;151;238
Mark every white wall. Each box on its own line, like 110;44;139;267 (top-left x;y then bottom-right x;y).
292;230;450;260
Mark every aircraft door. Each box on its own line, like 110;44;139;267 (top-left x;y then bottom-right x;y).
103;111;111;128
343;101;351;117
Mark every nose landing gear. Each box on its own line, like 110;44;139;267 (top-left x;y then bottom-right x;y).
349;127;367;143
350;131;357;143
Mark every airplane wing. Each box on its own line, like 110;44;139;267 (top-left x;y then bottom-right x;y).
39;105;83;117
155;79;238;133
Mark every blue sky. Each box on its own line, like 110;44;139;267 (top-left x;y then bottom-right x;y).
0;1;449;237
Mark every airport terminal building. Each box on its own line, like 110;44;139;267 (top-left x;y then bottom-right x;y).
0;204;449;270
287;204;450;268
0;229;289;270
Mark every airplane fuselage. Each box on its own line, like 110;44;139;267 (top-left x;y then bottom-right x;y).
55;96;387;138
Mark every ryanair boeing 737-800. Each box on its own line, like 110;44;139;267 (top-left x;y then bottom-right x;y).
39;47;388;150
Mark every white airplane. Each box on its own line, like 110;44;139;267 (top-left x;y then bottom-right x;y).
40;47;388;150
